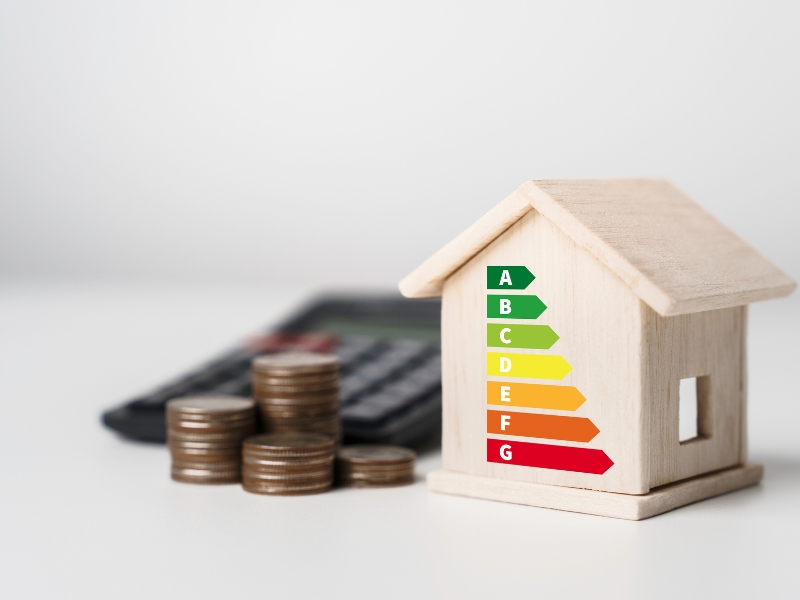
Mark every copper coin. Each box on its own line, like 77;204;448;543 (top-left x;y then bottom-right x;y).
251;373;340;387
167;396;255;415
168;437;244;449
243;454;333;468
172;458;241;470
241;471;332;482
171;468;241;484
253;389;340;401
166;412;255;426
251;353;340;376
336;445;416;466
242;432;335;457
170;450;242;464
167;421;256;436
258;407;339;420
242;484;332;496
167;428;251;440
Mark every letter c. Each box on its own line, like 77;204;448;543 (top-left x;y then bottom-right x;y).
500;327;511;344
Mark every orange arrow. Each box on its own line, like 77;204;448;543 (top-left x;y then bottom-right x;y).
486;381;586;411
487;410;600;442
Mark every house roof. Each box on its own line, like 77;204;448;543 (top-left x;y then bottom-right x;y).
398;179;795;316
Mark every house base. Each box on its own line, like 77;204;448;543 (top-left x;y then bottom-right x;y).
427;463;763;520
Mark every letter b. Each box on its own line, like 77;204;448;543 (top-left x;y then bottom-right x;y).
499;298;512;314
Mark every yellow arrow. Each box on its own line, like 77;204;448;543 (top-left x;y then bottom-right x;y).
486;352;572;380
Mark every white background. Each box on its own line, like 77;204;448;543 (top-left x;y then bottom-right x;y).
1;2;799;598
1;1;798;286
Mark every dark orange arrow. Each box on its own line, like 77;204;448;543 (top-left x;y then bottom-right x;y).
487;410;599;442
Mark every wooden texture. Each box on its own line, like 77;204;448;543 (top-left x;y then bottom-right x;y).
398;190;532;299
642;304;746;488
401;179;796;316
428;463;763;520
441;209;649;494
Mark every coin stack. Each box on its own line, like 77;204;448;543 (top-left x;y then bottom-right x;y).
251;353;341;441
241;433;335;495
336;445;417;487
166;396;257;484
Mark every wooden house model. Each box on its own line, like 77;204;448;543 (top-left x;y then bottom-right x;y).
399;179;795;520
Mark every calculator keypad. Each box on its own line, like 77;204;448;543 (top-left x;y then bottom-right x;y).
126;333;442;440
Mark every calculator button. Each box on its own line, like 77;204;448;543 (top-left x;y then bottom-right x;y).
341;402;395;425
334;336;381;367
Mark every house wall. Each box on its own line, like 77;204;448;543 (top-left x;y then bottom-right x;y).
643;305;746;488
441;209;649;494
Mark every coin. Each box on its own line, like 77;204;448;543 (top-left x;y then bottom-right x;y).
171;467;241;484
337;446;416;464
252;373;341;387
166;395;256;485
167;396;255;415
251;353;340;376
243;432;335;455
241;479;333;495
253;393;340;405
335;445;416;488
238;431;336;495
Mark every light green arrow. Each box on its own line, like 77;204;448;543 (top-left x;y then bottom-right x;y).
486;324;559;349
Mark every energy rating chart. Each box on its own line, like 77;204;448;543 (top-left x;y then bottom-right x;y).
485;266;613;476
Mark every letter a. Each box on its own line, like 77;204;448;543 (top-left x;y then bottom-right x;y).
499;269;512;286
499;298;512;314
500;356;512;373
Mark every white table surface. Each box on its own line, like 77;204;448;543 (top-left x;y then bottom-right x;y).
1;281;798;599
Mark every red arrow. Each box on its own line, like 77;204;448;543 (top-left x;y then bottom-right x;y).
487;438;614;475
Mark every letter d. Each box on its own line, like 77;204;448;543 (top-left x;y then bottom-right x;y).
499;356;512;373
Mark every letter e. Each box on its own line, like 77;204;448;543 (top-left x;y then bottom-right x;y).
500;385;511;402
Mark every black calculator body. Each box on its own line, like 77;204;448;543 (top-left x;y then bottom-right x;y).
102;294;442;447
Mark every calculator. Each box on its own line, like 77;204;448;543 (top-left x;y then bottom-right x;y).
102;294;442;447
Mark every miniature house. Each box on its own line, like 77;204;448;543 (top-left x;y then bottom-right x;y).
399;179;795;520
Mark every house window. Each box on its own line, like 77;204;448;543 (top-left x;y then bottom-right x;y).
679;376;711;443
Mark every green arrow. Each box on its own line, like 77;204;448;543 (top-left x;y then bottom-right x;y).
486;295;547;319
486;324;560;349
487;266;535;290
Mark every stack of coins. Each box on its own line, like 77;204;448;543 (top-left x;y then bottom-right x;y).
336;445;416;487
241;433;335;495
251;353;341;441
166;396;257;484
